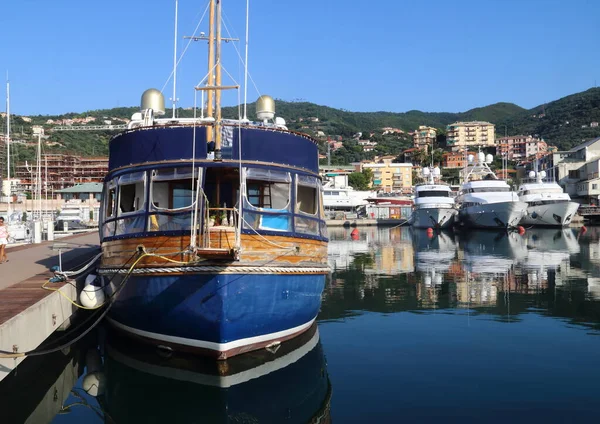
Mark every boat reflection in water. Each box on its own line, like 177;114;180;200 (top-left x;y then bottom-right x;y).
100;324;331;423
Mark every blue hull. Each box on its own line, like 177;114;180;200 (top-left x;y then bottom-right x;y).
107;272;325;358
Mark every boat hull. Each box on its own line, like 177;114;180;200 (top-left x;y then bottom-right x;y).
520;201;580;227
105;271;325;359
459;201;527;229
411;207;457;229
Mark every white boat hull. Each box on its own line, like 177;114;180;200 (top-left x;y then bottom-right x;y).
459;201;527;229
520;201;580;227
411;207;457;228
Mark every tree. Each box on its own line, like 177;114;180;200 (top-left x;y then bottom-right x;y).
348;168;373;190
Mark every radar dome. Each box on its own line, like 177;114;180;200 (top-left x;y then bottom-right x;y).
467;154;474;163
141;89;165;115
422;167;430;176
433;167;441;176
485;154;493;164
256;95;275;121
539;171;547;178
477;152;485;163
528;171;536;178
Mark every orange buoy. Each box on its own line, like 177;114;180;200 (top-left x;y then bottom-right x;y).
351;228;359;236
518;225;526;235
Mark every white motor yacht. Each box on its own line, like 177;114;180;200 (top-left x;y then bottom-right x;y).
455;152;527;229
322;177;373;212
411;166;457;229
517;171;579;227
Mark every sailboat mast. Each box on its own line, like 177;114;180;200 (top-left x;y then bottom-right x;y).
214;0;223;160
171;0;179;119
206;0;216;139
5;78;10;217
243;0;249;121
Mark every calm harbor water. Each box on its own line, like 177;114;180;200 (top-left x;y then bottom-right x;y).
3;225;600;423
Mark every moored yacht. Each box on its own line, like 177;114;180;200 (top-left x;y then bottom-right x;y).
322;176;373;213
518;171;579;227
411;166;457;228
455;152;527;229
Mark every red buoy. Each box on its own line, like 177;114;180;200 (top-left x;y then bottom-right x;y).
350;228;359;240
581;225;587;233
518;225;526;235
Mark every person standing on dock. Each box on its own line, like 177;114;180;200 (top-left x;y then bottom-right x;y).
0;217;9;263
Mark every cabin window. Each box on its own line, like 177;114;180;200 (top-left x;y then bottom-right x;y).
151;167;198;211
118;171;146;215
243;168;291;232
296;175;319;215
244;168;291;210
105;180;117;218
417;190;449;198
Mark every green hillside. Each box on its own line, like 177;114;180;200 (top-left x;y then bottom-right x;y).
497;87;600;150
2;87;600;172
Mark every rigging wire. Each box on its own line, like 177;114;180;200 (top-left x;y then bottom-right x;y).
160;1;211;94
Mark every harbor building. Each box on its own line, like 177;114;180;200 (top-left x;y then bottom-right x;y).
14;154;108;198
495;135;547;162
413;126;437;151
538;136;600;202
446;121;495;151
354;157;413;193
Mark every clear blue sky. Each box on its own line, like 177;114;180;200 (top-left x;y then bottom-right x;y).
1;0;599;116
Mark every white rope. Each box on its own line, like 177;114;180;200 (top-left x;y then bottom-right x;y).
98;265;330;275
57;251;103;277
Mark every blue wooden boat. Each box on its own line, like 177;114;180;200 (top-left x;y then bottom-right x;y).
97;0;328;359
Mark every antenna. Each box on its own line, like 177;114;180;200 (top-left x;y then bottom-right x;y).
243;0;249;120
171;0;179;119
5;75;10;217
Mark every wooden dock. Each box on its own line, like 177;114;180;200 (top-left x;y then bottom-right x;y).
0;232;100;383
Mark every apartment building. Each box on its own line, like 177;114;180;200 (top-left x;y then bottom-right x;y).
495;135;547;161
413;126;436;151
15;154;108;198
446;121;495;151
354;157;413;193
442;151;476;169
538;136;600;201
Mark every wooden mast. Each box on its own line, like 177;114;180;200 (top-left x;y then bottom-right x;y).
214;0;223;161
206;0;215;144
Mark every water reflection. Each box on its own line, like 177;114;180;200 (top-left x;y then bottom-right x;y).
101;325;330;423
325;226;600;331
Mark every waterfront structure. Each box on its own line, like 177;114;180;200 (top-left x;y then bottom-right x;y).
538;136;600;203
55;182;103;202
413;126;436;151
446;121;495;151
354;157;413;194
495;135;547;162
14;154;108;198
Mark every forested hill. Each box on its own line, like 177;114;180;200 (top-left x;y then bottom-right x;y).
2;87;600;166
